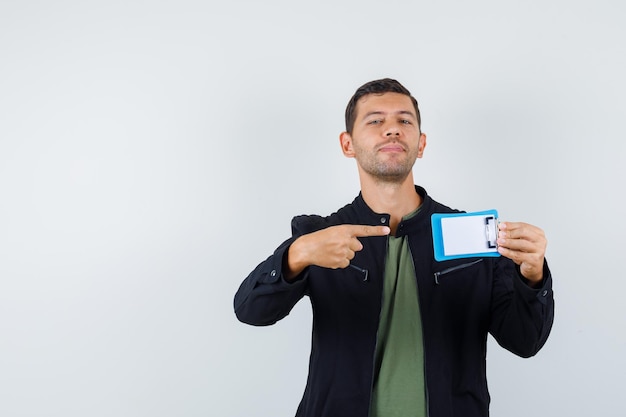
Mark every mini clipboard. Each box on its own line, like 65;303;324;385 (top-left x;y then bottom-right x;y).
431;210;501;261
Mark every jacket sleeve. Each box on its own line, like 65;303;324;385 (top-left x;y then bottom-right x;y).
489;257;555;358
233;227;311;327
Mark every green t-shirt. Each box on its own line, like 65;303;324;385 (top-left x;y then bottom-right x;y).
370;210;426;417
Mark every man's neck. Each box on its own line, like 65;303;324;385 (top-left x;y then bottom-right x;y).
359;173;422;235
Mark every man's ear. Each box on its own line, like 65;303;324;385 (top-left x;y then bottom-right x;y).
417;133;427;158
339;132;355;158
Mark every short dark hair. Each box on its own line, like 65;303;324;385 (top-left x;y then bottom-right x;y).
344;78;421;134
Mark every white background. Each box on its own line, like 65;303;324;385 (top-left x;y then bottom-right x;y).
1;1;624;416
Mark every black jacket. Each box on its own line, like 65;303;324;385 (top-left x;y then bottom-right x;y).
234;186;554;417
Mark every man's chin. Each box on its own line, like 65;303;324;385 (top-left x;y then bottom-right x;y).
372;171;411;184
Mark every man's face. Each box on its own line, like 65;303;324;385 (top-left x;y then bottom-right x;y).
341;92;426;183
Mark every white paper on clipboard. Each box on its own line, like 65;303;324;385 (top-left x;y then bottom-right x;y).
431;210;501;261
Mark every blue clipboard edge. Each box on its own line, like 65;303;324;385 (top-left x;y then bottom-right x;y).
431;210;501;262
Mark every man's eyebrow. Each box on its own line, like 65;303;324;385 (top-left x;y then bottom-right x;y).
396;110;417;119
362;110;416;119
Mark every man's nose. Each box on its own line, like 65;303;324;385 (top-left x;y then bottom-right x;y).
385;125;400;136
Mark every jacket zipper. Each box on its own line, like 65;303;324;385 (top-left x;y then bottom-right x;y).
433;259;484;285
349;263;369;281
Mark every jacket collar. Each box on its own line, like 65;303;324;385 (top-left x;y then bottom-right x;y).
352;185;434;236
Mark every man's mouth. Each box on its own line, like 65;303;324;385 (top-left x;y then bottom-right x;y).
378;143;405;152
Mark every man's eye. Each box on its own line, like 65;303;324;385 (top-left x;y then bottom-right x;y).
368;119;382;125
400;119;412;125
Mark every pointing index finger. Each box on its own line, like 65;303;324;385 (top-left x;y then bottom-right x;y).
349;224;391;237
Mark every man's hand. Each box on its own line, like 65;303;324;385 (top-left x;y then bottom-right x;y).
497;222;547;285
284;224;391;280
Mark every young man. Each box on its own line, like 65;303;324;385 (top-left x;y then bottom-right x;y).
234;79;554;417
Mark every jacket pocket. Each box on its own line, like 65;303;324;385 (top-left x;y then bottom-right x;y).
433;259;484;284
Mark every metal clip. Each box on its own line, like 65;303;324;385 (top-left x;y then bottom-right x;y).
485;216;498;249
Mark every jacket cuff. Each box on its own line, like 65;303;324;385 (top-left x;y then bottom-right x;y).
513;260;553;305
258;238;309;287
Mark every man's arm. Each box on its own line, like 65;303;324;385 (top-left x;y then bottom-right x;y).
234;224;390;325
489;221;554;357
233;236;308;326
284;224;390;280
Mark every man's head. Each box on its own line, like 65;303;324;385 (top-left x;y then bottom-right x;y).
345;78;421;135
339;79;427;185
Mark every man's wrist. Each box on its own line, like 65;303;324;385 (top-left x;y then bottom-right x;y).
284;238;309;281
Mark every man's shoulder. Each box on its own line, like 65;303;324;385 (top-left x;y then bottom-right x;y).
290;200;360;235
290;214;331;235
420;187;464;214
429;198;463;214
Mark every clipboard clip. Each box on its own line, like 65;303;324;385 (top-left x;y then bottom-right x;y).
485;216;498;249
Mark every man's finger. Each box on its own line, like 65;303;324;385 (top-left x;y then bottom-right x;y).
348;238;364;252
497;236;536;253
499;222;544;240
346;224;391;237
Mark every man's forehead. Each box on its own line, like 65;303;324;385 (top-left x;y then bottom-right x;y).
356;92;416;117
